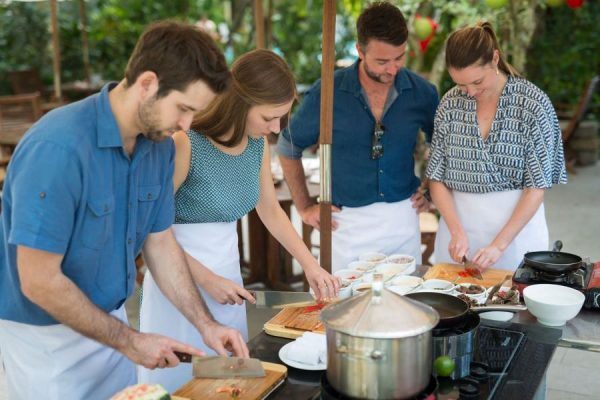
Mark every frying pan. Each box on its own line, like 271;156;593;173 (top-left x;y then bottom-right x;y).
524;240;582;274
406;292;526;330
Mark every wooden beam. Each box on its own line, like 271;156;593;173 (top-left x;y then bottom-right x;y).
49;0;62;101
319;0;336;273
253;0;265;49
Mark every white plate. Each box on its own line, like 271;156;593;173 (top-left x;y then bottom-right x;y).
479;311;515;322
278;341;327;371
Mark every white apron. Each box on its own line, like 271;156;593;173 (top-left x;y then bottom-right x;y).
138;222;247;393
0;307;135;400
434;190;549;271
331;199;422;273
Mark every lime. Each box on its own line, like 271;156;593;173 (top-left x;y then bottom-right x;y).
434;355;456;377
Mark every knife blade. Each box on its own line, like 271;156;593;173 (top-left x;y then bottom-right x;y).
251;290;318;309
462;256;483;280
174;352;266;378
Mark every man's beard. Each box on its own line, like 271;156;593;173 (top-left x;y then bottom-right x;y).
363;60;393;84
138;96;169;142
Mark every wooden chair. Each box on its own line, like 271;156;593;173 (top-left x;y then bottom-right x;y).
0;92;43;150
420;211;439;266
558;76;599;173
7;69;64;113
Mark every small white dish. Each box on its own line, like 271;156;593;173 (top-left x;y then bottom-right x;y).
348;260;377;272
278;341;326;370
387;284;421;296
420;279;455;293
358;252;387;264
352;282;372;296
375;262;412;281
385;254;416;266
337;282;353;299
389;276;423;287
479;311;515;322
334;269;364;285
454;283;487;304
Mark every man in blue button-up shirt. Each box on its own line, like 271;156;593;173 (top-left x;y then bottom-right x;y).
278;2;439;272
0;21;249;399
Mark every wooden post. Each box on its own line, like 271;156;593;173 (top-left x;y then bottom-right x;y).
253;0;265;49
79;0;91;83
319;0;336;273
49;0;62;101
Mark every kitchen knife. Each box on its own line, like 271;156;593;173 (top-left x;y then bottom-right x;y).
251;290;318;309
174;352;266;378
462;256;483;280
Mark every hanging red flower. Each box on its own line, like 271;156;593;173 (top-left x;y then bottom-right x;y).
566;0;584;8
418;17;438;53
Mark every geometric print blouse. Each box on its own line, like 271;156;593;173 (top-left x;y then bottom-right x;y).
426;76;567;193
174;130;265;223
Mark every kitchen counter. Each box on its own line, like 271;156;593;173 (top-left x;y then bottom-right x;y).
246;308;562;400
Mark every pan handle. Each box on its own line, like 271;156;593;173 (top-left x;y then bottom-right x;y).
552;240;563;252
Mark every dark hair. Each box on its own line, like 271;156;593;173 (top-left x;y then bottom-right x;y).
357;1;408;48
445;21;520;77
191;49;297;147
124;20;230;98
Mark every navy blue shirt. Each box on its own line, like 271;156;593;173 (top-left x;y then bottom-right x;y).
0;83;175;325
278;61;438;207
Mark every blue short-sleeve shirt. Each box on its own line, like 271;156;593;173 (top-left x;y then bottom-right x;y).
278;61;438;207
0;83;175;325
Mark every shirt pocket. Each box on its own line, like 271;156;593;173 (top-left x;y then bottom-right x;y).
81;196;114;249
136;184;162;238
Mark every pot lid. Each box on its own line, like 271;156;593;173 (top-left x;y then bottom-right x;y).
320;275;439;338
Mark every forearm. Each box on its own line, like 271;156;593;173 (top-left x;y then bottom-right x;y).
491;188;545;251
279;155;315;213
143;230;215;331
430;181;464;235
182;250;218;289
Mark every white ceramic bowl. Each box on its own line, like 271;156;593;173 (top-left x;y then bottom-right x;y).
420;279;455;293
347;260;377;272
479;311;515;322
385;254;416;265
454;283;487;304
375;262;412;281
337;282;353;299
352;282;372;296
334;269;363;285
389;275;423;287
523;284;585;327
358;252;387;264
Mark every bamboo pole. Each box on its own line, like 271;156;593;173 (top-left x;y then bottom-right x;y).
253;0;265;49
319;0;336;273
49;0;62;101
79;0;91;83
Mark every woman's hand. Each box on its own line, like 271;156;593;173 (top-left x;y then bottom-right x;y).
448;231;469;263
304;266;341;301
472;245;504;270
202;273;256;305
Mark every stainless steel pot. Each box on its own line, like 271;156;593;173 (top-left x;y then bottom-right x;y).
320;275;439;399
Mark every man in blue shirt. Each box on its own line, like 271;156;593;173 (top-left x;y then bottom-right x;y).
278;2;439;272
0;21;249;399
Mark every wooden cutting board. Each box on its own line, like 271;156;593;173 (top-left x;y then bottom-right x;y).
263;306;326;339
173;362;287;400
424;263;513;288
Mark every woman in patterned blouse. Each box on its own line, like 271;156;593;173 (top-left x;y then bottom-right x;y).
425;22;567;271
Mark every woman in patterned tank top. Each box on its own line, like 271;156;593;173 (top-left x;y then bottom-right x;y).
139;49;340;391
425;22;567;271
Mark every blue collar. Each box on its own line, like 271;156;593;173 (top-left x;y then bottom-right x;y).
96;82;124;149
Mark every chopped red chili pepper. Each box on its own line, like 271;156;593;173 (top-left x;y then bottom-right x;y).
303;303;326;313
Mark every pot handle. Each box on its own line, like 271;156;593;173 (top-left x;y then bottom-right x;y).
335;345;387;361
553;240;563;252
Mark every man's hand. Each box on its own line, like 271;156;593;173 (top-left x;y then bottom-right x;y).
199;321;249;358
299;204;341;231
410;191;430;213
203;273;256;306
123;331;205;369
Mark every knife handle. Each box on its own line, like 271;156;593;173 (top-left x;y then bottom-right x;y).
174;351;192;363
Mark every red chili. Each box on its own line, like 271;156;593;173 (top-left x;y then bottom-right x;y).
303;303;326;313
